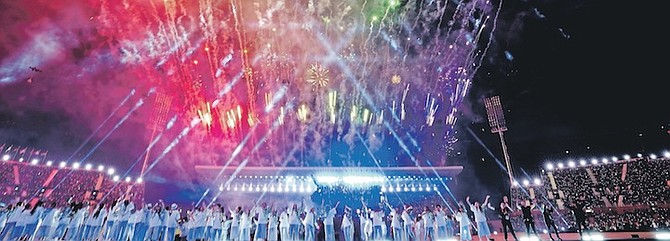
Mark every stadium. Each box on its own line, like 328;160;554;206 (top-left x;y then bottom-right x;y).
0;0;667;241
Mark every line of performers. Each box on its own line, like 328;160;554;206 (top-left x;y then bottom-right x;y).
0;194;586;241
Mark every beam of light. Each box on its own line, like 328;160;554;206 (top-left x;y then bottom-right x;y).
78;92;151;163
64;89;136;163
142;118;199;175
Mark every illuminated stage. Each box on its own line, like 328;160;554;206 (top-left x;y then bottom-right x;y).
478;231;661;241
194;165;463;207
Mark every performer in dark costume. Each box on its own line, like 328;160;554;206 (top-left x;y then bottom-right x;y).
566;196;588;237
497;196;518;241
541;203;562;241
517;199;538;236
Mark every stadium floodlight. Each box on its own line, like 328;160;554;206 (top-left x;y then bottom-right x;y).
270;186;276;192
579;160;587;166
125;177;131;183
557;163;564;169
637;153;643;158
522;180;530;186
256;186;261;192
46;161;53;166
97;165;105;172
602;158;609;164
19;158;24;162
30;159;39;165
285;176;295;183
650;154;657;159
512;181;519;187
611;156;618;162
411;186;417;192
136;177;143;184
107;168;115;175
2;154;9;161
277;186;283;192
59;162;67;168
623;154;631;160
533;178;541;185
546;163;554;170
568;161;575;168
113;175;120;182
664;152;670;158
591;158;598;165
241;186;247;192
395;186;401;192
84;164;92;170
72;162;80;169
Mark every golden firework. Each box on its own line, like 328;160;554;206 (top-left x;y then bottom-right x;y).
391;74;401;84
306;64;329;88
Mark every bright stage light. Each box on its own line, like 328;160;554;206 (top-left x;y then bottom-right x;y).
98;165;105;172
411;186;416;192
113;175;120;182
219;186;224;191
136;177;143;184
591;158;598;165
72;162;80;169
579;159;586;166
650;154;657;159
664;152;670;158
418;186;423;191
315;175;339;184
256;186;261;192
512;181;519;187
85;164;92;170
545;163;554;170
18;158;24;162
277;186;283;192
519;236;539;241
557;163;564;169
533;178;541;185
522;180;530;187
381;187;387;192
601;158;608;164
611;156;618;161
1;154;9;161
567;161;575;168
637;153;643;158
59;162;67;168
582;234;604;241
125;177;132;183
656;232;670;240
395;186;401;192
30;159;39;165
107;168;115;175
46;161;53;166
270;186;276;192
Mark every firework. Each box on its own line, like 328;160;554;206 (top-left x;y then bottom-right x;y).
306;64;330;89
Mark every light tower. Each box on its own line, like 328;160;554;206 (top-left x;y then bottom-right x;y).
484;96;515;186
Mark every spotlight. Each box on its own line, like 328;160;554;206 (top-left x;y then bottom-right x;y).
136;177;143;184
611;156;618;162
591;158;598;165
1;154;9;161
71;162;80;169
637;153;643;158
522;180;530;186
107;168;115;175
97;165;105;172
650;154;657;159
46;161;53;166
30;159;39;165
567;161;575;168
533;178;541;185
84;164;92;170
623;154;631;160
579;159;587;166
602;158;608;164
381;187;387;192
557;163;564;169
59;162;67;168
125;177;131;183
19;158;24;162
664;152;670;158
113;175;120;182
512;181;519;187
411;186;416;192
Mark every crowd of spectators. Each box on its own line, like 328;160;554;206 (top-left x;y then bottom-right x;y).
623;159;670;206
0;159;143;207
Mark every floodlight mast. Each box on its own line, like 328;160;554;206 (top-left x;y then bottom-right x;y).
484;96;515;187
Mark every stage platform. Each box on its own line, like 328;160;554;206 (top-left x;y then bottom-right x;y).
474;231;659;241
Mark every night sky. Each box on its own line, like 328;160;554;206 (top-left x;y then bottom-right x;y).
0;0;666;201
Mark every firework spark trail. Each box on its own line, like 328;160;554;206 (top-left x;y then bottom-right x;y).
472;0;504;75
198;102;296;207
64;89;136;163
